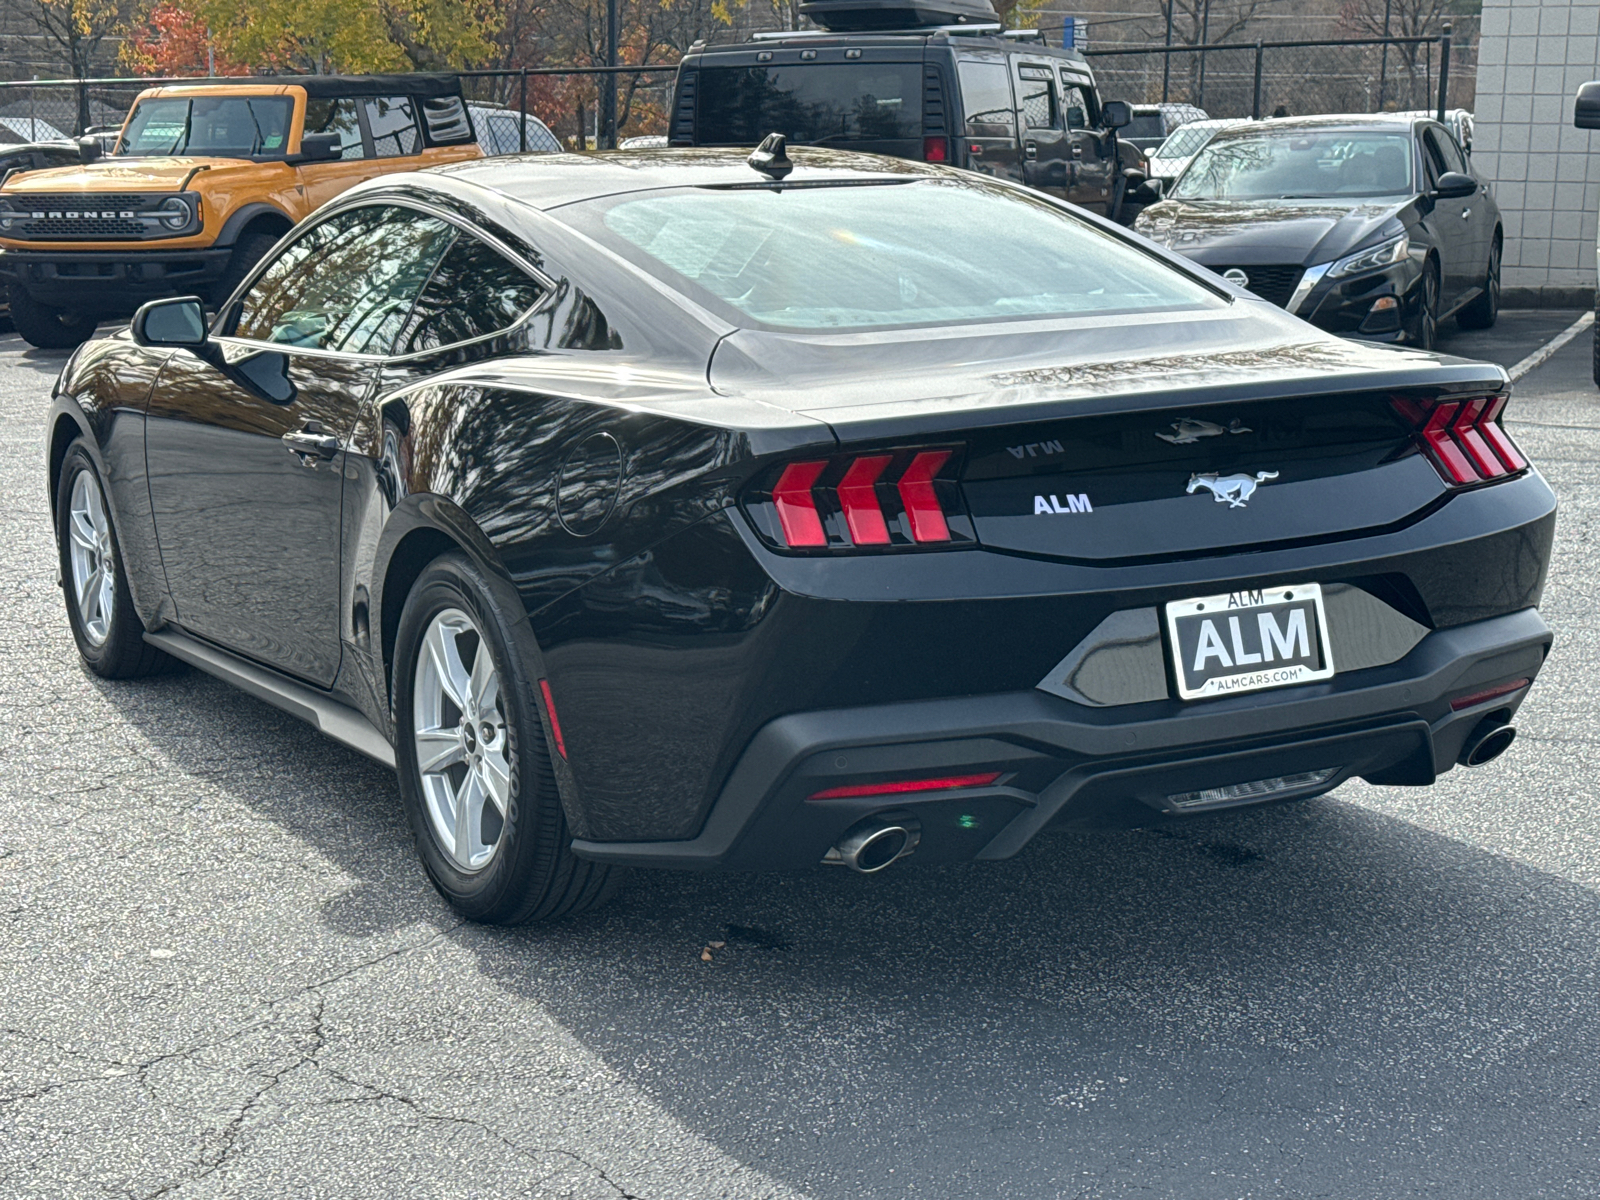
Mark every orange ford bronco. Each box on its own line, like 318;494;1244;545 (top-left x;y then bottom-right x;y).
0;73;481;347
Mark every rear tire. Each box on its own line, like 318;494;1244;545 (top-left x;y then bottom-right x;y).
9;286;94;350
54;440;172;678
393;552;616;925
211;232;280;310
1456;235;1501;331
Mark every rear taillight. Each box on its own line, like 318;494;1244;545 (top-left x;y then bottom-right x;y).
747;447;970;552
1392;393;1527;487
923;135;948;162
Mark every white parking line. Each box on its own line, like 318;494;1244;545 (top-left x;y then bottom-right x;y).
1508;310;1595;382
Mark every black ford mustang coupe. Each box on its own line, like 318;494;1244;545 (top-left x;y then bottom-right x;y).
46;145;1554;924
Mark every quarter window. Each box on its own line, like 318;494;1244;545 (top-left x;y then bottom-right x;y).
958;61;1015;138
399;235;545;353
365;96;420;157
1059;83;1091;131
233;206;455;354
303;98;365;160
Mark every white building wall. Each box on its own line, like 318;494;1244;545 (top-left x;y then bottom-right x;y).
1473;0;1600;302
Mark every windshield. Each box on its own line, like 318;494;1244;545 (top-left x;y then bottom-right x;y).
1152;122;1223;161
568;177;1220;333
118;96;294;157
1173;130;1414;200
695;64;924;146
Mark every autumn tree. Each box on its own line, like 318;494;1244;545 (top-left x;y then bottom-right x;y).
122;1;249;74
1340;0;1476;109
4;0;130;129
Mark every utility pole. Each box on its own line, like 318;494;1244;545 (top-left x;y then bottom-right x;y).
601;0;618;150
1377;0;1392;111
1196;0;1211;109
1161;0;1174;103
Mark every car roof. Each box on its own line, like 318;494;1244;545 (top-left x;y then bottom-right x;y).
428;146;939;212
142;73;463;100
1213;113;1423;137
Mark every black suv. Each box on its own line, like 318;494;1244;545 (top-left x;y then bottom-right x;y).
668;0;1143;221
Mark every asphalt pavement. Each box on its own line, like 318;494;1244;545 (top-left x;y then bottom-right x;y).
2;311;1598;1199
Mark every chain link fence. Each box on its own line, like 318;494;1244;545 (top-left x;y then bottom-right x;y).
1084;31;1475;121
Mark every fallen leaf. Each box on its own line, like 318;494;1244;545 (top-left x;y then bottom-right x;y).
700;948;714;962
709;941;726;950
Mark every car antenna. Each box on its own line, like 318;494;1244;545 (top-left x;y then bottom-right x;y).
747;133;793;180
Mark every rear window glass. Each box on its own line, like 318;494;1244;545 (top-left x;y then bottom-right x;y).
1125;113;1166;139
119;96;293;156
696;64;923;145
567;177;1219;333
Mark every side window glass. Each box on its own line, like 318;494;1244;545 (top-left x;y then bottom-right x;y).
1434;128;1467;175
490;115;519;155
365;96;420;157
303;98;365;160
1060;84;1089;131
233;206;455;355
399;234;545;353
1018;67;1059;131
957;61;1016;138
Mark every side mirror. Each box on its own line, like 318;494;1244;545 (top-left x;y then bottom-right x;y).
1576;80;1600;129
297;133;342;162
131;296;207;348
1101;100;1133;131
76;136;101;165
1433;170;1477;199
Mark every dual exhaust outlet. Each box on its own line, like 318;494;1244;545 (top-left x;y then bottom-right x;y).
1459;715;1517;768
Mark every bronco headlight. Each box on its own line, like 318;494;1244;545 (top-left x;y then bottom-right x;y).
1328;233;1409;278
0;199;18;230
153;195;193;230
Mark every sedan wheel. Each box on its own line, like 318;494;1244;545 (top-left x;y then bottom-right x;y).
53;440;172;678
413;608;512;873
1413;262;1439;350
1457;237;1501;331
393;552;617;924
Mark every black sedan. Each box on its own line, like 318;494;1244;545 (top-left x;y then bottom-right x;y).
1134;115;1501;350
47;145;1553;924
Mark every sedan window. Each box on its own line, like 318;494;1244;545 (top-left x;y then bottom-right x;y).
572;177;1220;332
1173;130;1414;200
232;206;455;354
398;235;546;353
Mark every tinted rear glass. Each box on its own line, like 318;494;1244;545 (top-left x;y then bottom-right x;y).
1125;114;1166;139
566;177;1219;333
696;64;923;145
119;96;293;156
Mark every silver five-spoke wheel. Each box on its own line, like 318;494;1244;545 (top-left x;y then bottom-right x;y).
413;608;512;872
66;469;116;646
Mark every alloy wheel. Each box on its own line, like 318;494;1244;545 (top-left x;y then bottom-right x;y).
412;608;512;872
66;469;116;646
1487;240;1501;319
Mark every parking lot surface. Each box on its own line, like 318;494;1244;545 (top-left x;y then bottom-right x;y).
2;315;1598;1199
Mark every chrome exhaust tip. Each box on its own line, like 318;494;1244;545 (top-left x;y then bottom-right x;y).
823;815;922;873
1460;719;1517;767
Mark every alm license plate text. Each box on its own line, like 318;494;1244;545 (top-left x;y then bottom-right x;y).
1165;584;1336;701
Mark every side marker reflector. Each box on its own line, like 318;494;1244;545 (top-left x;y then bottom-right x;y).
538;678;567;758
1450;678;1530;711
809;771;1002;801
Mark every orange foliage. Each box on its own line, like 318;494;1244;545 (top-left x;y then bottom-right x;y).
122;2;253;76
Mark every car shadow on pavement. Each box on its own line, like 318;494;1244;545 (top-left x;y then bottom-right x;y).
95;665;1600;1200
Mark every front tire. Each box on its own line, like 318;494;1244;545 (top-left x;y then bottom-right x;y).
1456;235;1501;331
211;232;279;310
1411;259;1440;350
54;441;172;677
393;552;615;925
9;286;94;350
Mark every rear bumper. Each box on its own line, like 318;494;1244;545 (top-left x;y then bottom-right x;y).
0;247;232;311
570;607;1550;870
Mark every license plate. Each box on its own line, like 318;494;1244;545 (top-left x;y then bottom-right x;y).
1165;583;1335;701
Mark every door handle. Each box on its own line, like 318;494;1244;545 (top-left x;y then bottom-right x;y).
282;422;340;464
1024;142;1037;160
1070;144;1083;159
1461;207;1472;218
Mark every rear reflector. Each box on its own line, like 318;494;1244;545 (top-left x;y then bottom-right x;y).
772;460;828;547
898;450;952;542
1450;678;1530;711
923;135;948;162
753;446;964;551
1393;393;1527;486
538;679;567;759
810;771;1002;801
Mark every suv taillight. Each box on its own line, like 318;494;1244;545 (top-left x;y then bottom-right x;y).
1392;393;1527;486
749;447;971;552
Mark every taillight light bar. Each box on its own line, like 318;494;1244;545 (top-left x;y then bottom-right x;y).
1392;393;1527;487
748;446;971;552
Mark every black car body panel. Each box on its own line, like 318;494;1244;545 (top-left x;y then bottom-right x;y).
1134;115;1501;342
47;148;1554;878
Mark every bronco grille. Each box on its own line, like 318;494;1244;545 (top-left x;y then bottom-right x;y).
1218;264;1302;308
0;192;182;240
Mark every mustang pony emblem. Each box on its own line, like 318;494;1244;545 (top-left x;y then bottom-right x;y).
1157;417;1252;445
1186;471;1279;508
